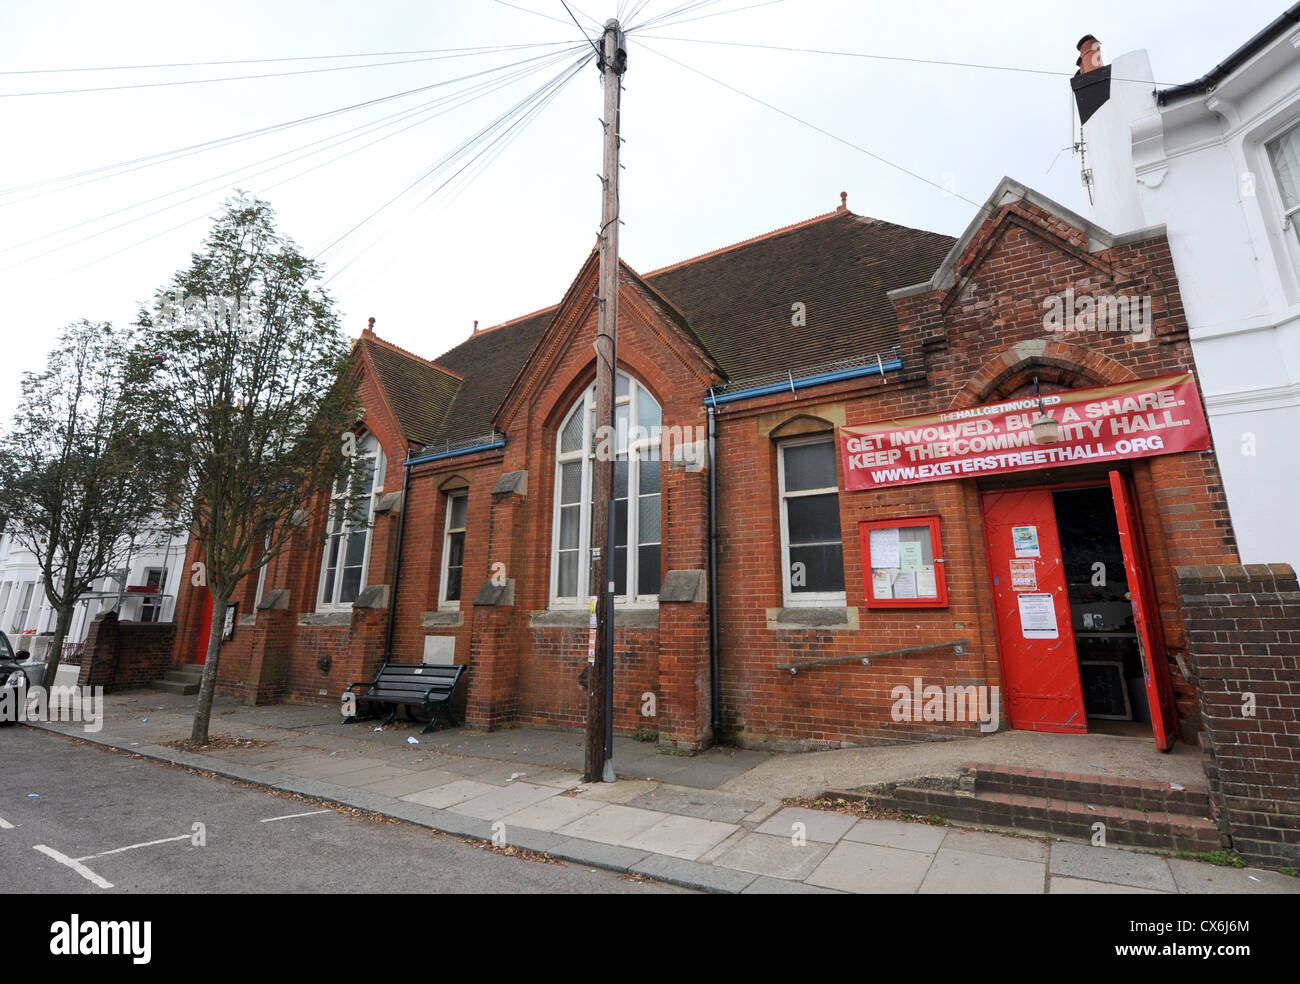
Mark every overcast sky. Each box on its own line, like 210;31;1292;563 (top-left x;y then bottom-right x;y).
0;0;1286;419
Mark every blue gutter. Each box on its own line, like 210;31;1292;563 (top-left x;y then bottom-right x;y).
405;439;506;467
706;358;902;407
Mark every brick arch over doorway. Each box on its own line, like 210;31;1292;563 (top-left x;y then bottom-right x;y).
951;339;1139;410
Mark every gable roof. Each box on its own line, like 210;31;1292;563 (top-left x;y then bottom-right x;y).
381;204;955;455
356;332;462;448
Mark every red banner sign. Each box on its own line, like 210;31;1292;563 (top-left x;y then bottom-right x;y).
840;372;1211;491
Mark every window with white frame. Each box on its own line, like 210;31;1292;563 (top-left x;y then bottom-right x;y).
1267;122;1300;246
778;436;846;605
11;581;35;633
140;568;167;623
551;372;662;605
439;491;468;607
317;434;385;610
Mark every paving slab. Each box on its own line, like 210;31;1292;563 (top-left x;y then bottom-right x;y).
555;803;665;845
844;818;948;854
354;769;460;797
504;767;582;790
322;764;415;787
1048;842;1178;893
920;848;1045;893
400;779;499;809
284;756;390;780
754;807;858;844
450;782;559;821
500;796;604;831
941;828;1050;862
572;779;661;804
806;840;935;894
625;786;764;824
1165;858;1300;894
628;854;757;893
741;876;842;894
1049;876;1164;894
621;814;739;860
712;832;831;881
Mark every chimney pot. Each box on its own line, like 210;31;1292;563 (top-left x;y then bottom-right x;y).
1075;34;1103;73
838;191;848;212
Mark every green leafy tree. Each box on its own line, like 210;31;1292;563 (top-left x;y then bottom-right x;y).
137;193;360;744
0;320;176;688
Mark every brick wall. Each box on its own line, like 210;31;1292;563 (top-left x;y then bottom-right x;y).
1179;564;1300;866
77;611;177;692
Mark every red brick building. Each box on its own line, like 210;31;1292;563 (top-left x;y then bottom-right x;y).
172;177;1239;753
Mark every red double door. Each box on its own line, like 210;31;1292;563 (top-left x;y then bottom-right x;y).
980;472;1177;750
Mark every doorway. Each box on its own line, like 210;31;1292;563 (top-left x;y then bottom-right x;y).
980;471;1178;749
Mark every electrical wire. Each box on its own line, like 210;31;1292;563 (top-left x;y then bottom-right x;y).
0;43;577;98
0;45;580;204
638;40;984;209
640;0;785;30
7;48;588;275
0;41;576;76
314;51;592;268
637;34;1178;86
0;47;585;259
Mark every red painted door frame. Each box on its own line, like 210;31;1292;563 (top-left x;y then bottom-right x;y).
1109;471;1178;750
194;590;213;665
981;488;1087;733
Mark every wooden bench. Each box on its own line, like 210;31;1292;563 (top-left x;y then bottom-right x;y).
343;662;465;734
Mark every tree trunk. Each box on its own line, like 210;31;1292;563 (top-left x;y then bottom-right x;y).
40;605;76;690
190;591;227;745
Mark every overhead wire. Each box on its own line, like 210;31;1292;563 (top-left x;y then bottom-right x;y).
0;42;579;98
0;46;586;261
0;43;579;203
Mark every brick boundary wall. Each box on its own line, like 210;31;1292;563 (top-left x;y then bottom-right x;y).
1178;564;1300;867
77;611;178;693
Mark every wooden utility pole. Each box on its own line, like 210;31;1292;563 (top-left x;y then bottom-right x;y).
585;18;625;784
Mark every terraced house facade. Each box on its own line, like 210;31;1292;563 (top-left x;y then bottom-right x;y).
170;177;1244;753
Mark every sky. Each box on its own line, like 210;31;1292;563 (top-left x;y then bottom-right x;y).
0;0;1288;420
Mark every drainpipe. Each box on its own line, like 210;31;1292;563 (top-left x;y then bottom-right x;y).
383;460;412;658
707;405;721;734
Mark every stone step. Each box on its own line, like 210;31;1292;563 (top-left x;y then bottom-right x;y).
962;762;1211;817
870;785;1222;852
150;678;199;696
163;668;204;684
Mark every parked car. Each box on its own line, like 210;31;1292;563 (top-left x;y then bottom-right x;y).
0;630;45;726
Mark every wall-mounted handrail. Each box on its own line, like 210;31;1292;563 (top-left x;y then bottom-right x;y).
778;639;970;675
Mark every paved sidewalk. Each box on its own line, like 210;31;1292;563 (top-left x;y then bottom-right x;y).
21;691;1299;894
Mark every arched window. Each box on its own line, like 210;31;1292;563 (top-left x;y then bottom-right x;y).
317;433;385;610
552;372;662;605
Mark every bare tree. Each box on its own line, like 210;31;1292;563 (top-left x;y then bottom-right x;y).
0;320;175;688
136;192;359;744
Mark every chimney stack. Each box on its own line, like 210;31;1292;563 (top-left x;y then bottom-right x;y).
1071;32;1112;125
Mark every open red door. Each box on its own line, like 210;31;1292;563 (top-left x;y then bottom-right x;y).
194;590;213;665
981;489;1087;733
1108;471;1177;750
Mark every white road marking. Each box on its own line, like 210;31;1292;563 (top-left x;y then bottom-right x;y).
76;833;191;861
260;809;333;823
33;844;114;889
0;816;14;829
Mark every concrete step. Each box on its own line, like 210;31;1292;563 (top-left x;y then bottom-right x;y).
963;762;1211;817
163;668;204;685
150;678;199;696
868;785;1222;853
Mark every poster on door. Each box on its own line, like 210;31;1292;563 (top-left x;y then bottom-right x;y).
1009;559;1037;591
1017;593;1059;639
840;372;1211;490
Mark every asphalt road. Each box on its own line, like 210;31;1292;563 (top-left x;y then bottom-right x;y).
1;726;688;894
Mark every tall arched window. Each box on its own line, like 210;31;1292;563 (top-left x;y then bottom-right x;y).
552;372;662;605
317;433;385;610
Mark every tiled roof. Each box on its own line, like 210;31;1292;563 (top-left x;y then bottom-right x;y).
358;335;462;447
371;208;954;454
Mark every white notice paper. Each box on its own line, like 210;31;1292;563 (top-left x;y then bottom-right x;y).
893;570;918;599
916;565;937;598
1017;593;1059;639
869;527;901;569
872;569;895;599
